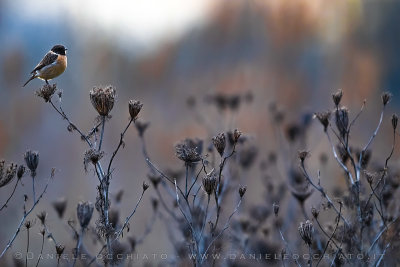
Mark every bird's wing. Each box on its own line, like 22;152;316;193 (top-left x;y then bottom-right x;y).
31;51;58;73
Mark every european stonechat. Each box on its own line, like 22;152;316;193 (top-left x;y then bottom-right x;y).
23;44;67;87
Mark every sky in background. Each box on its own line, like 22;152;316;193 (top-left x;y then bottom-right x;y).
5;0;214;49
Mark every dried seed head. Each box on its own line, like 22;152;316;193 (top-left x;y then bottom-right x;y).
83;149;104;172
24;220;33;229
382;92;392;106
233;129;242;143
40;228;46;236
52;197;67;218
175;139;202;163
0;162;17;187
37;211;47;225
24;150;39;176
89;86;116;116
364;171;376;185
311;207;319;219
273;203;279;217
55;245;65;256
77;201;94;229
298;220;314;245
142;181;150;192
17;165;26;179
135;120;149;137
392;114;398;130
148;173;161;188
313;111;331;132
36;84;57;102
332;89;343;107
128;100;143;120
298;150;309;163
238;185;247;198
202;172;217;195
335;107;349;139
212;133;226;156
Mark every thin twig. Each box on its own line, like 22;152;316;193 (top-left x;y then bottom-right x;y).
0;178;20;212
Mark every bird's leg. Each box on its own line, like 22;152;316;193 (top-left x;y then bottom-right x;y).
45;80;49;85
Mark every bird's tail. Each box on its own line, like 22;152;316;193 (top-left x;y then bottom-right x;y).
22;75;36;87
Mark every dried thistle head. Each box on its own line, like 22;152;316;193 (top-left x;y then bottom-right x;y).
175;138;202;163
202;172;217;195
392;113;398;131
135;120;149;137
24;220;33;229
382;92;392;106
17;165;26;180
77;201;94;229
0;162;17;187
311;207;319;219
89;86;116;116
142;181;150;192
83;149;104;172
298;220;314;245
238;185;247;198
233;129;242;144
55;244;65;256
36;83;57;102
212;133;226;157
313;111;331;132
37;211;47;225
52;197;67;218
335;107;349;139
298;150;309;163
24;150;39;176
332;89;343;107
128;100;143;121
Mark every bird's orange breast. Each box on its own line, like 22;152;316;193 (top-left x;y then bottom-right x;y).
37;55;67;80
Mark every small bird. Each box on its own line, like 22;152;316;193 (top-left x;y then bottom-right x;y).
23;44;67;87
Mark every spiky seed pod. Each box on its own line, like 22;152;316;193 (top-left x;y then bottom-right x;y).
233;129;242;143
0;162;17;187
314;111;331;132
298;220;314;245
382;92;392;106
77;201;94;229
392;114;398;130
52;198;67;218
35;84;57;102
24;150;39;176
273;203;279;217
202;173;217;195
298;150;309;163
89;86;116;116
128;100;143;120
17;165;26;179
335;107;349;139
142;182;150;191
238;185;247;198
332;89;343;107
311;207;319;219
175;139;202;163
55;245;65;256
212;133;226;156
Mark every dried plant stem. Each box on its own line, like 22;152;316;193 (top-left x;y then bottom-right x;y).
202;198;242;262
98;116;106;151
25;227;30;267
199;195;210;242
316;203;342;267
72;228;84;267
0;173;52;258
278;228;302;267
0;178;20;212
300;162;349;227
32;176;36;204
326;132;354;184
314;218;347;261
115;188;146;239
35;233;45;267
367;217;398;255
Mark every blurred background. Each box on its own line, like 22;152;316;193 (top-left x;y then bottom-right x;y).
1;0;400;265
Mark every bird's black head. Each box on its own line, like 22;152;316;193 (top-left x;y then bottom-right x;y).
51;45;67;55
